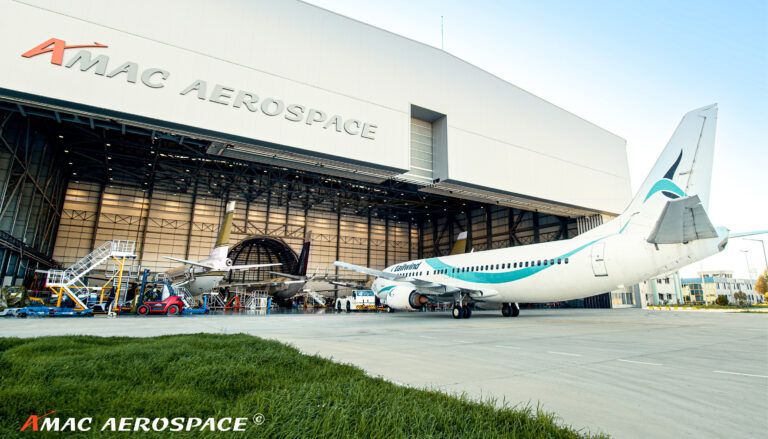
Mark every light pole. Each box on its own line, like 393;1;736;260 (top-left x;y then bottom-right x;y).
743;238;767;272
740;249;753;280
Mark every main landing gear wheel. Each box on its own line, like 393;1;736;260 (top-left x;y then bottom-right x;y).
463;306;472;319
502;303;519;317
452;305;464;319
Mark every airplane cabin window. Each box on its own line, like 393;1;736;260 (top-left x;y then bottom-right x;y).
513;262;517;268
557;259;561;264
543;260;548;266
565;258;569;264
537;260;541;266
550;259;555;265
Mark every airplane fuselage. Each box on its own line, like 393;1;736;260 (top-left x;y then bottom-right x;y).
373;217;727;304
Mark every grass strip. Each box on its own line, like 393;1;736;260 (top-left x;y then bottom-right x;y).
0;334;606;438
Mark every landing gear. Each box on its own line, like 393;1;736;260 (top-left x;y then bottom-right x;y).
452;293;472;320
502;303;520;318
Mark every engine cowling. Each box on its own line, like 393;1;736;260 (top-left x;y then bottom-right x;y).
384;286;428;311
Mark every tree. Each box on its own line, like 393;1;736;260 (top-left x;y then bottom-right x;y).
755;269;767;300
733;291;748;307
715;295;729;306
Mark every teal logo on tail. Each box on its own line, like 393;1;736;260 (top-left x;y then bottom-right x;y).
644;150;686;202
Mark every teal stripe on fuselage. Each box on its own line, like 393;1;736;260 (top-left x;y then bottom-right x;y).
644;179;686;201
424;237;603;284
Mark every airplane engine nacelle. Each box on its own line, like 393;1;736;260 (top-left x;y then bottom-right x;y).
384;286;428;311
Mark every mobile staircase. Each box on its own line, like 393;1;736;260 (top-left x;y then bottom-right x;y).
45;240;137;310
307;291;326;307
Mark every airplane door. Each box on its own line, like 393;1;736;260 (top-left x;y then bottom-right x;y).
591;243;608;277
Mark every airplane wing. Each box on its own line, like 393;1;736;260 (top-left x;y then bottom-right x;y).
333;261;497;300
647;195;718;244
333;261;401;281
229;263;282;271
162;256;215;269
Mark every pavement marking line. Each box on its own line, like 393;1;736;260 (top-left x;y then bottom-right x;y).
547;351;581;357
713;370;768;379
452;340;471;344
494;345;521;349
418;336;436;340
617;359;663;366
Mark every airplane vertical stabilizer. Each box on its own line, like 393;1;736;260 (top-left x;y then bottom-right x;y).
624;104;718;218
210;201;236;260
296;231;312;276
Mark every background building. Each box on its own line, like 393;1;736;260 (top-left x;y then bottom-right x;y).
0;0;632;305
681;271;762;305
639;273;684;306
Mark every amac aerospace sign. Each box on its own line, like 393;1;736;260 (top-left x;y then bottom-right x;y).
21;38;379;140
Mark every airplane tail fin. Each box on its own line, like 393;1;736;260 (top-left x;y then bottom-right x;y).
296;231;312;276
210;201;236;260
450;231;468;255
624;104;718;218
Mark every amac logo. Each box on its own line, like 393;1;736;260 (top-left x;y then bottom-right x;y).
21;37;108;65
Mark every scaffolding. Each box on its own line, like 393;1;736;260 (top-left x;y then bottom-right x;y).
204;288;270;311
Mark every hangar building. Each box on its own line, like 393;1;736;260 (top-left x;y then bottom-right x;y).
0;0;632;306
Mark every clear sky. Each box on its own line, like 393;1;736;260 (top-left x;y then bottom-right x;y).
307;0;768;279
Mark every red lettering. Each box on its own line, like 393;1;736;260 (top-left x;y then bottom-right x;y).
20;410;57;432
21;38;107;65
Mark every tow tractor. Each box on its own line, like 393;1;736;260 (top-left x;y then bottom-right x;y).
335;289;378;312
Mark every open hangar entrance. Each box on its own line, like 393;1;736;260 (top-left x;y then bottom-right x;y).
0;100;614;307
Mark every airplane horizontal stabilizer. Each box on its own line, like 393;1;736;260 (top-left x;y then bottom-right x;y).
729;230;768;238
162;256;215;269
647;195;718;244
268;271;305;280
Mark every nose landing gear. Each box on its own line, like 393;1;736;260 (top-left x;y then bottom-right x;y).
501;303;520;317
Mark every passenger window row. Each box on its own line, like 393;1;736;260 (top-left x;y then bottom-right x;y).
401;258;569;278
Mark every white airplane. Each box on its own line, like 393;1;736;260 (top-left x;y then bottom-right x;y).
163;201;280;295
335;104;766;319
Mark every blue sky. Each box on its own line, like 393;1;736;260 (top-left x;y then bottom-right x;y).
307;0;767;278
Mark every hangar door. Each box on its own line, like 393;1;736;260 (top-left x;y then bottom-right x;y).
591;243;608;276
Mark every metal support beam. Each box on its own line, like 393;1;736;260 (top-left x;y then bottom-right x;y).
533;211;541;243
384;217;389;266
89;182;106;251
407;219;412;260
465;209;473;251
486;205;493;250
417;220;424;259
184;179;198;259
366;208;372;268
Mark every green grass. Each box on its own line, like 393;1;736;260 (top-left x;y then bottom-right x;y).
0;334;604;438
